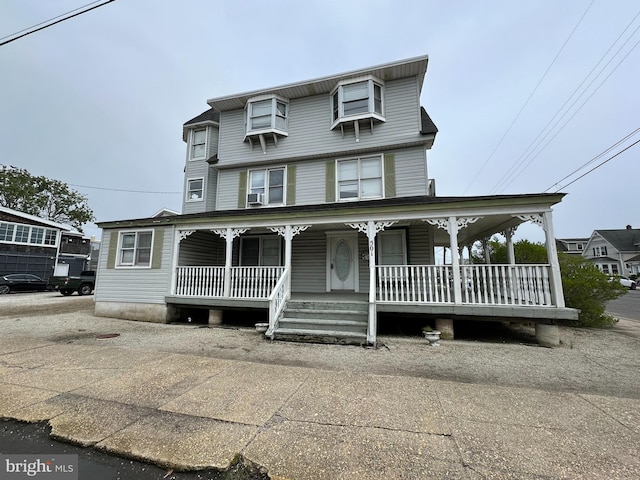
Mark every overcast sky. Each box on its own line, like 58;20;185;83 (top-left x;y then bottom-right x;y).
1;0;638;242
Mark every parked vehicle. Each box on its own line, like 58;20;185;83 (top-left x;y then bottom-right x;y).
48;270;96;296
0;274;49;294
617;276;636;290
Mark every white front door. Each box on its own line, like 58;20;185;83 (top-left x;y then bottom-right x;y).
327;233;358;291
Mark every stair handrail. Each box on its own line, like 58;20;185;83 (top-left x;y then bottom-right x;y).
267;268;290;339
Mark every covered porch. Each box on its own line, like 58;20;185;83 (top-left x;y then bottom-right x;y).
165;194;577;345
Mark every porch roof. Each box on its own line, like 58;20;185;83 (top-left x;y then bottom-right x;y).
98;193;565;245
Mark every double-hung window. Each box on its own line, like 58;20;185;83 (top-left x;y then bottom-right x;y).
337;155;383;201
331;77;384;127
378;230;407;265
187;178;204;202
246;97;289;135
240;236;282;266
118;231;153;267
249;167;285;206
189;128;207;160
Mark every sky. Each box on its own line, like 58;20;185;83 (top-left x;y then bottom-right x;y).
1;0;638;243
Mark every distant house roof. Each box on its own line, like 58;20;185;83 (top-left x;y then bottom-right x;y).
0;206;75;231
595;228;640;252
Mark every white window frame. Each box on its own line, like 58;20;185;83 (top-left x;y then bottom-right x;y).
377;230;408;266
186;177;204;203
245;95;289;137
0;222;58;246
336;155;384;201
247;166;286;207
189;128;207;160
239;235;283;266
330;76;385;129
116;230;154;268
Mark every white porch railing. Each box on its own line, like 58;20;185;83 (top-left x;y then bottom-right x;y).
175;266;225;297
175;266;285;298
267;268;290;338
376;264;553;306
377;265;454;303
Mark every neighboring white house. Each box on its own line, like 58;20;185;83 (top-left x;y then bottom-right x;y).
582;226;640;276
94;55;576;346
556;238;589;256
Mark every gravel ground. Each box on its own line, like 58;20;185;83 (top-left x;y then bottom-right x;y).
1;292;638;399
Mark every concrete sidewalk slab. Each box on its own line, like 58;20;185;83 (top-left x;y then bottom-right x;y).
96;410;259;471
280;370;449;434
0;384;58;415
579;393;640;434
71;354;228;408
244;420;465;480
160;361;309;426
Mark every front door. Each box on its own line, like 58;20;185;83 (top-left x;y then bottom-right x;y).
327;233;358;291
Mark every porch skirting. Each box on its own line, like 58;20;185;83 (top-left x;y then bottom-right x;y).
95;301;169;324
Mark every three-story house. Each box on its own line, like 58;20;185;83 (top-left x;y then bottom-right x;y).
95;55;576;346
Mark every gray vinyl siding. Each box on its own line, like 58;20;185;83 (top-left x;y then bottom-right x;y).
95;227;174;304
182;126;219;214
216;145;427;211
216;77;422;167
178;230;225;266
407;223;433;264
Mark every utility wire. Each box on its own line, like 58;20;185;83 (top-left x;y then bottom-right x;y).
69;183;181;195
491;11;640;194
544;128;640;193
0;0;116;47
461;0;595;194
549;138;640;192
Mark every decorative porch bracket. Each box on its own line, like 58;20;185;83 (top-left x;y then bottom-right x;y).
213;228;249;297
424;217;480;304
178;230;195;242
514;212;565;307
269;225;311;294
347;221;397;345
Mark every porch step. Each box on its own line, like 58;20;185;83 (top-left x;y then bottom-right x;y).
273;298;369;345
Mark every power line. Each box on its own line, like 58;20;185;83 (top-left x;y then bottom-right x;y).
0;0;116;47
69;183;181;195
549;138;640;192
491;10;640;193
461;0;595;195
544;128;640;192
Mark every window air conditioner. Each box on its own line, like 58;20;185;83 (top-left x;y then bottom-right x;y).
247;193;263;205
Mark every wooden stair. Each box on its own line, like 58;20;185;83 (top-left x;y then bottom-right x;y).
273;298;369;345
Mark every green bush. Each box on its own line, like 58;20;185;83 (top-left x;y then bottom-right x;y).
558;253;626;327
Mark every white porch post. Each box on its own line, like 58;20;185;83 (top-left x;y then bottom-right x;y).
504;227;516;264
542;211;565;308
172;229;195;295
448;216;463;304
269;225;310;295
224;227;234;297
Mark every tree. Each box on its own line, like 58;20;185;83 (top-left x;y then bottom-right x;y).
472;237;626;327
0;165;94;232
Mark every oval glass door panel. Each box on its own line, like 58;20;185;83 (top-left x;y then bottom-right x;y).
335;240;352;281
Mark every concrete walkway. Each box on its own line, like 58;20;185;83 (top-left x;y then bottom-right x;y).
0;298;639;479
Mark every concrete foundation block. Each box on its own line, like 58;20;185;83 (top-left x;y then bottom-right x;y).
435;318;454;340
208;309;223;326
94;301;168;323
535;323;559;347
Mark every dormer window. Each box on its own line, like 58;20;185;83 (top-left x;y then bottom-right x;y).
189;128;207;160
330;77;385;140
245;95;289;154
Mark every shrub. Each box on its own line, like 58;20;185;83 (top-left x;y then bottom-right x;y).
558;253;626;327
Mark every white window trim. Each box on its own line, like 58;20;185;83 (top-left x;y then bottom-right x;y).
247;166;286;207
116;229;154;269
336;155;384;202
189;127;208;161
186;177;205;203
245;94;290;138
377;230;408;266
239;235;283;266
0;221;59;247
330;75;385;130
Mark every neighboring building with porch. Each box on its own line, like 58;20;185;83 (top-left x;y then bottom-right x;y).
94;55;576;346
582;226;640;277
